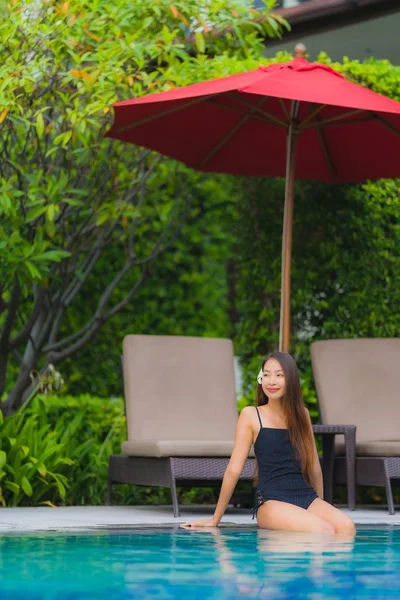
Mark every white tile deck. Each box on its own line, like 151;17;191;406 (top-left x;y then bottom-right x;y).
0;505;399;533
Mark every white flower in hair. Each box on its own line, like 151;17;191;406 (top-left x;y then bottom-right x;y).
257;369;263;384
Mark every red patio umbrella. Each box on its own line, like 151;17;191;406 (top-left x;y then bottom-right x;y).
106;45;400;352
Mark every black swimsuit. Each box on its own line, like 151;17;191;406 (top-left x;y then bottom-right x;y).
253;406;318;518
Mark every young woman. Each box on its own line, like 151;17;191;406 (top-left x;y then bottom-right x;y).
182;352;355;535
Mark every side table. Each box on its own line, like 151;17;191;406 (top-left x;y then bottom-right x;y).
313;425;356;511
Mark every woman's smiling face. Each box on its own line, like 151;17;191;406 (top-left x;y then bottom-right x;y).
261;357;286;400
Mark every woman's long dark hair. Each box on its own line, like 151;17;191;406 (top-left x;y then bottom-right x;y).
255;352;314;486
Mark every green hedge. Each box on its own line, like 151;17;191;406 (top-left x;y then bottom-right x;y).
0;394;124;507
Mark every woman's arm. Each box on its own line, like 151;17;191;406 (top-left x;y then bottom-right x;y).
305;408;324;498
211;407;254;525
181;407;254;528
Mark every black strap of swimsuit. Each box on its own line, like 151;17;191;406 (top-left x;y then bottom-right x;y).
255;406;263;430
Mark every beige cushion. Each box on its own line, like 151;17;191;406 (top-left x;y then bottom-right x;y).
122;440;256;458
311;338;400;451
336;440;400;457
122;439;233;457
121;335;246;458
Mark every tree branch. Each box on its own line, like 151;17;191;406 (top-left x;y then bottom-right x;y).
9;286;46;348
59;239;105;307
47;268;149;363
43;190;189;359
0;276;21;395
104;268;148;320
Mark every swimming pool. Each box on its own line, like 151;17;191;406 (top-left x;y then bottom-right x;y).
0;527;399;599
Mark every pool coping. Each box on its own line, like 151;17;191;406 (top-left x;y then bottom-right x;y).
1;505;400;534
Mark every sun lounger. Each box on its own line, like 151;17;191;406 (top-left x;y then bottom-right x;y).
107;335;255;517
311;338;400;514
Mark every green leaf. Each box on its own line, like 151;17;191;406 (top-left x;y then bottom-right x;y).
31;250;71;262
26;206;47;223
4;481;20;494
53;132;69;146
25;261;42;280
195;31;205;54
21;476;33;497
39;500;56;508
51;474;66;498
62;130;72;146
46;204;57;222
36;112;45;138
57;458;74;466
0;451;6;470
45;220;56;238
36;462;47;477
96;214;110;226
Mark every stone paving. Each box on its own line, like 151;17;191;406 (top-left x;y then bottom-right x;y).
0;505;399;533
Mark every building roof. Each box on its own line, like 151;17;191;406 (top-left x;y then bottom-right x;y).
270;0;400;44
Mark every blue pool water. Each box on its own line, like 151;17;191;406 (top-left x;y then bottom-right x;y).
0;527;399;599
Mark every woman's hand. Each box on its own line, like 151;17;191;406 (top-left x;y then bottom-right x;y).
180;518;218;529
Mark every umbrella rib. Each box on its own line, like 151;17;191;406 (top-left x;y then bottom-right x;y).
279;98;290;120
199;97;268;168
230;94;287;128
370;113;400;138
114;94;215;134
315;116;373;129
302;109;364;130
300;104;326;128
313;116;337;179
208;97;279;127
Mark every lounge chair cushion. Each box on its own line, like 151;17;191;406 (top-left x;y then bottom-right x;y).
311;339;400;448
122;439;256;458
336;440;400;457
123;335;239;443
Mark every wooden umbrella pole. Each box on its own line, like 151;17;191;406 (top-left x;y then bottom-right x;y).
279;101;300;353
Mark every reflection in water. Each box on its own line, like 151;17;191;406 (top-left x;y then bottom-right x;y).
256;530;355;598
186;527;355;598
257;528;354;554
0;528;399;599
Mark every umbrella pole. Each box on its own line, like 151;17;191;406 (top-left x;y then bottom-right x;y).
279;101;300;353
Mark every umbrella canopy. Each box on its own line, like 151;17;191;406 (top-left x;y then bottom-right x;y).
107;45;400;351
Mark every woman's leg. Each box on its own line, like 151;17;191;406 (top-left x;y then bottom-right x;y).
307;498;356;536
257;500;335;533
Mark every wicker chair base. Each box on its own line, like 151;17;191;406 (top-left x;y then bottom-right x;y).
334;456;400;515
107;455;256;517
